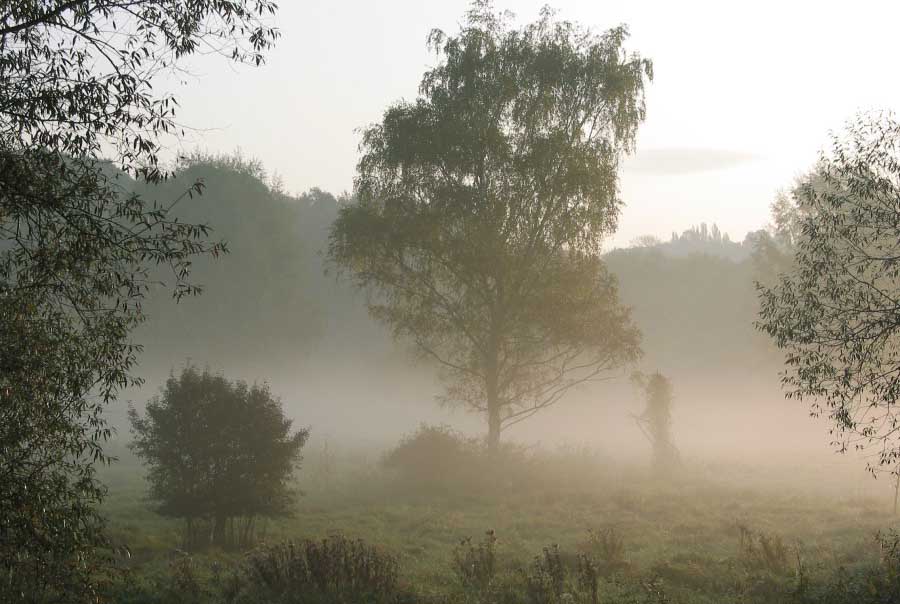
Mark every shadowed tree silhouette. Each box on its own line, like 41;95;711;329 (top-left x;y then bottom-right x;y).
0;1;279;599
632;371;680;475
129;365;309;550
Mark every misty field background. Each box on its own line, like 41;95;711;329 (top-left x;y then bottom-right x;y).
7;2;900;602
81;156;900;604
98;437;900;604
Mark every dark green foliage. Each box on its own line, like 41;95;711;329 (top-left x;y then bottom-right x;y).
0;2;279;600
329;1;648;451
225;535;405;604
0;0;278;179
757;113;900;471
129;366;309;549
165;555;208;604
107;551;222;604
0;136;221;604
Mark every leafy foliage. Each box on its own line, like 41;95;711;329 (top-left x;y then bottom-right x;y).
329;1;648;450
0;1;280;599
0;153;221;602
129;365;309;549
0;0;279;179
757;112;900;472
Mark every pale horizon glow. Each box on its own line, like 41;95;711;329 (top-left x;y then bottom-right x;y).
167;0;900;248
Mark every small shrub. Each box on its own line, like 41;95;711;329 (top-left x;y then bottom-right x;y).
109;551;209;604
225;534;405;604
382;424;478;492
453;530;498;598
381;424;538;495
649;556;718;592
575;554;600;604
581;528;629;576
640;578;672;604
866;529;900;602
518;540;655;604
876;529;900;577
522;545;567;604
737;523;790;574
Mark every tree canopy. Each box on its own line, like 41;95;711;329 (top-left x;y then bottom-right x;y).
129;365;309;549
329;2;649;451
1;0;278;178
0;1;279;600
135;154;344;368
757;112;900;472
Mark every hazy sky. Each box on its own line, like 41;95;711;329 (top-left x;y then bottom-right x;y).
169;0;900;247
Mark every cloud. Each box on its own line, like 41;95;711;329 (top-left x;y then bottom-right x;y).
623;148;761;175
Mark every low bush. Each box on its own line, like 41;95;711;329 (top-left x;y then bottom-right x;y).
737;523;790;574
108;551;213;604
224;534;408;604
381;424;537;495
447;530;670;604
522;545;567;604
798;529;900;604
382;424;479;492
453;530;498;599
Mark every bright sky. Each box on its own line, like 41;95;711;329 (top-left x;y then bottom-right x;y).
169;0;900;247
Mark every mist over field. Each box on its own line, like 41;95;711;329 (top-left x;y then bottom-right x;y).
123;166;814;463
6;2;900;603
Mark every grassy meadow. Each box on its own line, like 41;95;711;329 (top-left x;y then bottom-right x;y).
98;438;900;604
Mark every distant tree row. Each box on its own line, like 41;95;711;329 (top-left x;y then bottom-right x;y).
134;155;352;369
631;222;752;262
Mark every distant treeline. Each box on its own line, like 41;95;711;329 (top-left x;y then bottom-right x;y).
133;155;777;379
